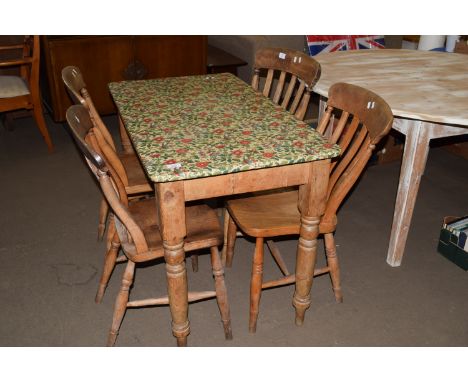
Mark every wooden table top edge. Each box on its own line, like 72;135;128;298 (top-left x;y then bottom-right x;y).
313;49;468;127
109;73;340;184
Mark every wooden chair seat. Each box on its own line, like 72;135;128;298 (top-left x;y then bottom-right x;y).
127;198;223;261
228;190;339;237
228;190;300;237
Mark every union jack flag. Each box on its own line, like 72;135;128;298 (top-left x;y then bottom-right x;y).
306;35;385;56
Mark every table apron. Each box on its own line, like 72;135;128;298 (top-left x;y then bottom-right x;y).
165;162;314;201
393;117;468;140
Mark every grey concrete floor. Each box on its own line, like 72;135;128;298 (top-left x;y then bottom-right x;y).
0;113;467;349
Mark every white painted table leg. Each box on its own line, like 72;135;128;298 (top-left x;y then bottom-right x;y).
386;120;431;267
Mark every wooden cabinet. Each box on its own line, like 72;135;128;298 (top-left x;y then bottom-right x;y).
207;45;247;75
40;36;207;121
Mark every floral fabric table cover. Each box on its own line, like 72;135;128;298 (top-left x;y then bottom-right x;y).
109;73;340;183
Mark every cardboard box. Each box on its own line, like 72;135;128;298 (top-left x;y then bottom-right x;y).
454;40;468;55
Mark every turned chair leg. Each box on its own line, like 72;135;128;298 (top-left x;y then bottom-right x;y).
225;213;238;268
107;260;135;347
96;232;121;303
98;198;109;241
249;237;265;333
210;246;232;340
324;233;343;303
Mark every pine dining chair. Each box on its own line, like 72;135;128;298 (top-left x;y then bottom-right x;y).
225;82;393;332
221;47;322;264
62;67;201;293
62;66;152;242
66;104;232;346
0;36;53;152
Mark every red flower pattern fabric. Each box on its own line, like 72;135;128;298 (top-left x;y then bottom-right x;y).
109;73;339;182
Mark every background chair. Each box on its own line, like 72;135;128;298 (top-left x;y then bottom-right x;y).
221;47;322;263
0;36;53;152
62;66;200;289
66;104;232;346
251;47;321;121
225;83;393;332
62;66;152;241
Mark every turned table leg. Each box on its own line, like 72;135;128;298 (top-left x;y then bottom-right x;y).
293;160;330;325
156;182;189;346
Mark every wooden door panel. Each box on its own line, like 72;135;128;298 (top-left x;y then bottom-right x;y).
135;36;207;78
43;36;133;120
41;36;207;121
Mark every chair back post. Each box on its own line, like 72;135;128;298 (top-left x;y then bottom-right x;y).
97;174;149;255
65;104;105;170
28;36;40;93
65;105;149;255
91;126;130;186
319;83;393;232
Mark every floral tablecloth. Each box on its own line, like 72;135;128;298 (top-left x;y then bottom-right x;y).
109;73;339;182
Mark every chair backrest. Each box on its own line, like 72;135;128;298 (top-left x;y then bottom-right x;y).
62;65;117;151
251;47;321;121
0;35;39;96
62;66;130;185
316;83;393;231
66;104;149;257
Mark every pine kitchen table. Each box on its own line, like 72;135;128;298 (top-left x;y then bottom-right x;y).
314;49;468;267
109;73;340;346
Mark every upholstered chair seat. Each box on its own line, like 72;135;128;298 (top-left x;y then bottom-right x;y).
0;36;53;151
0;76;30;98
